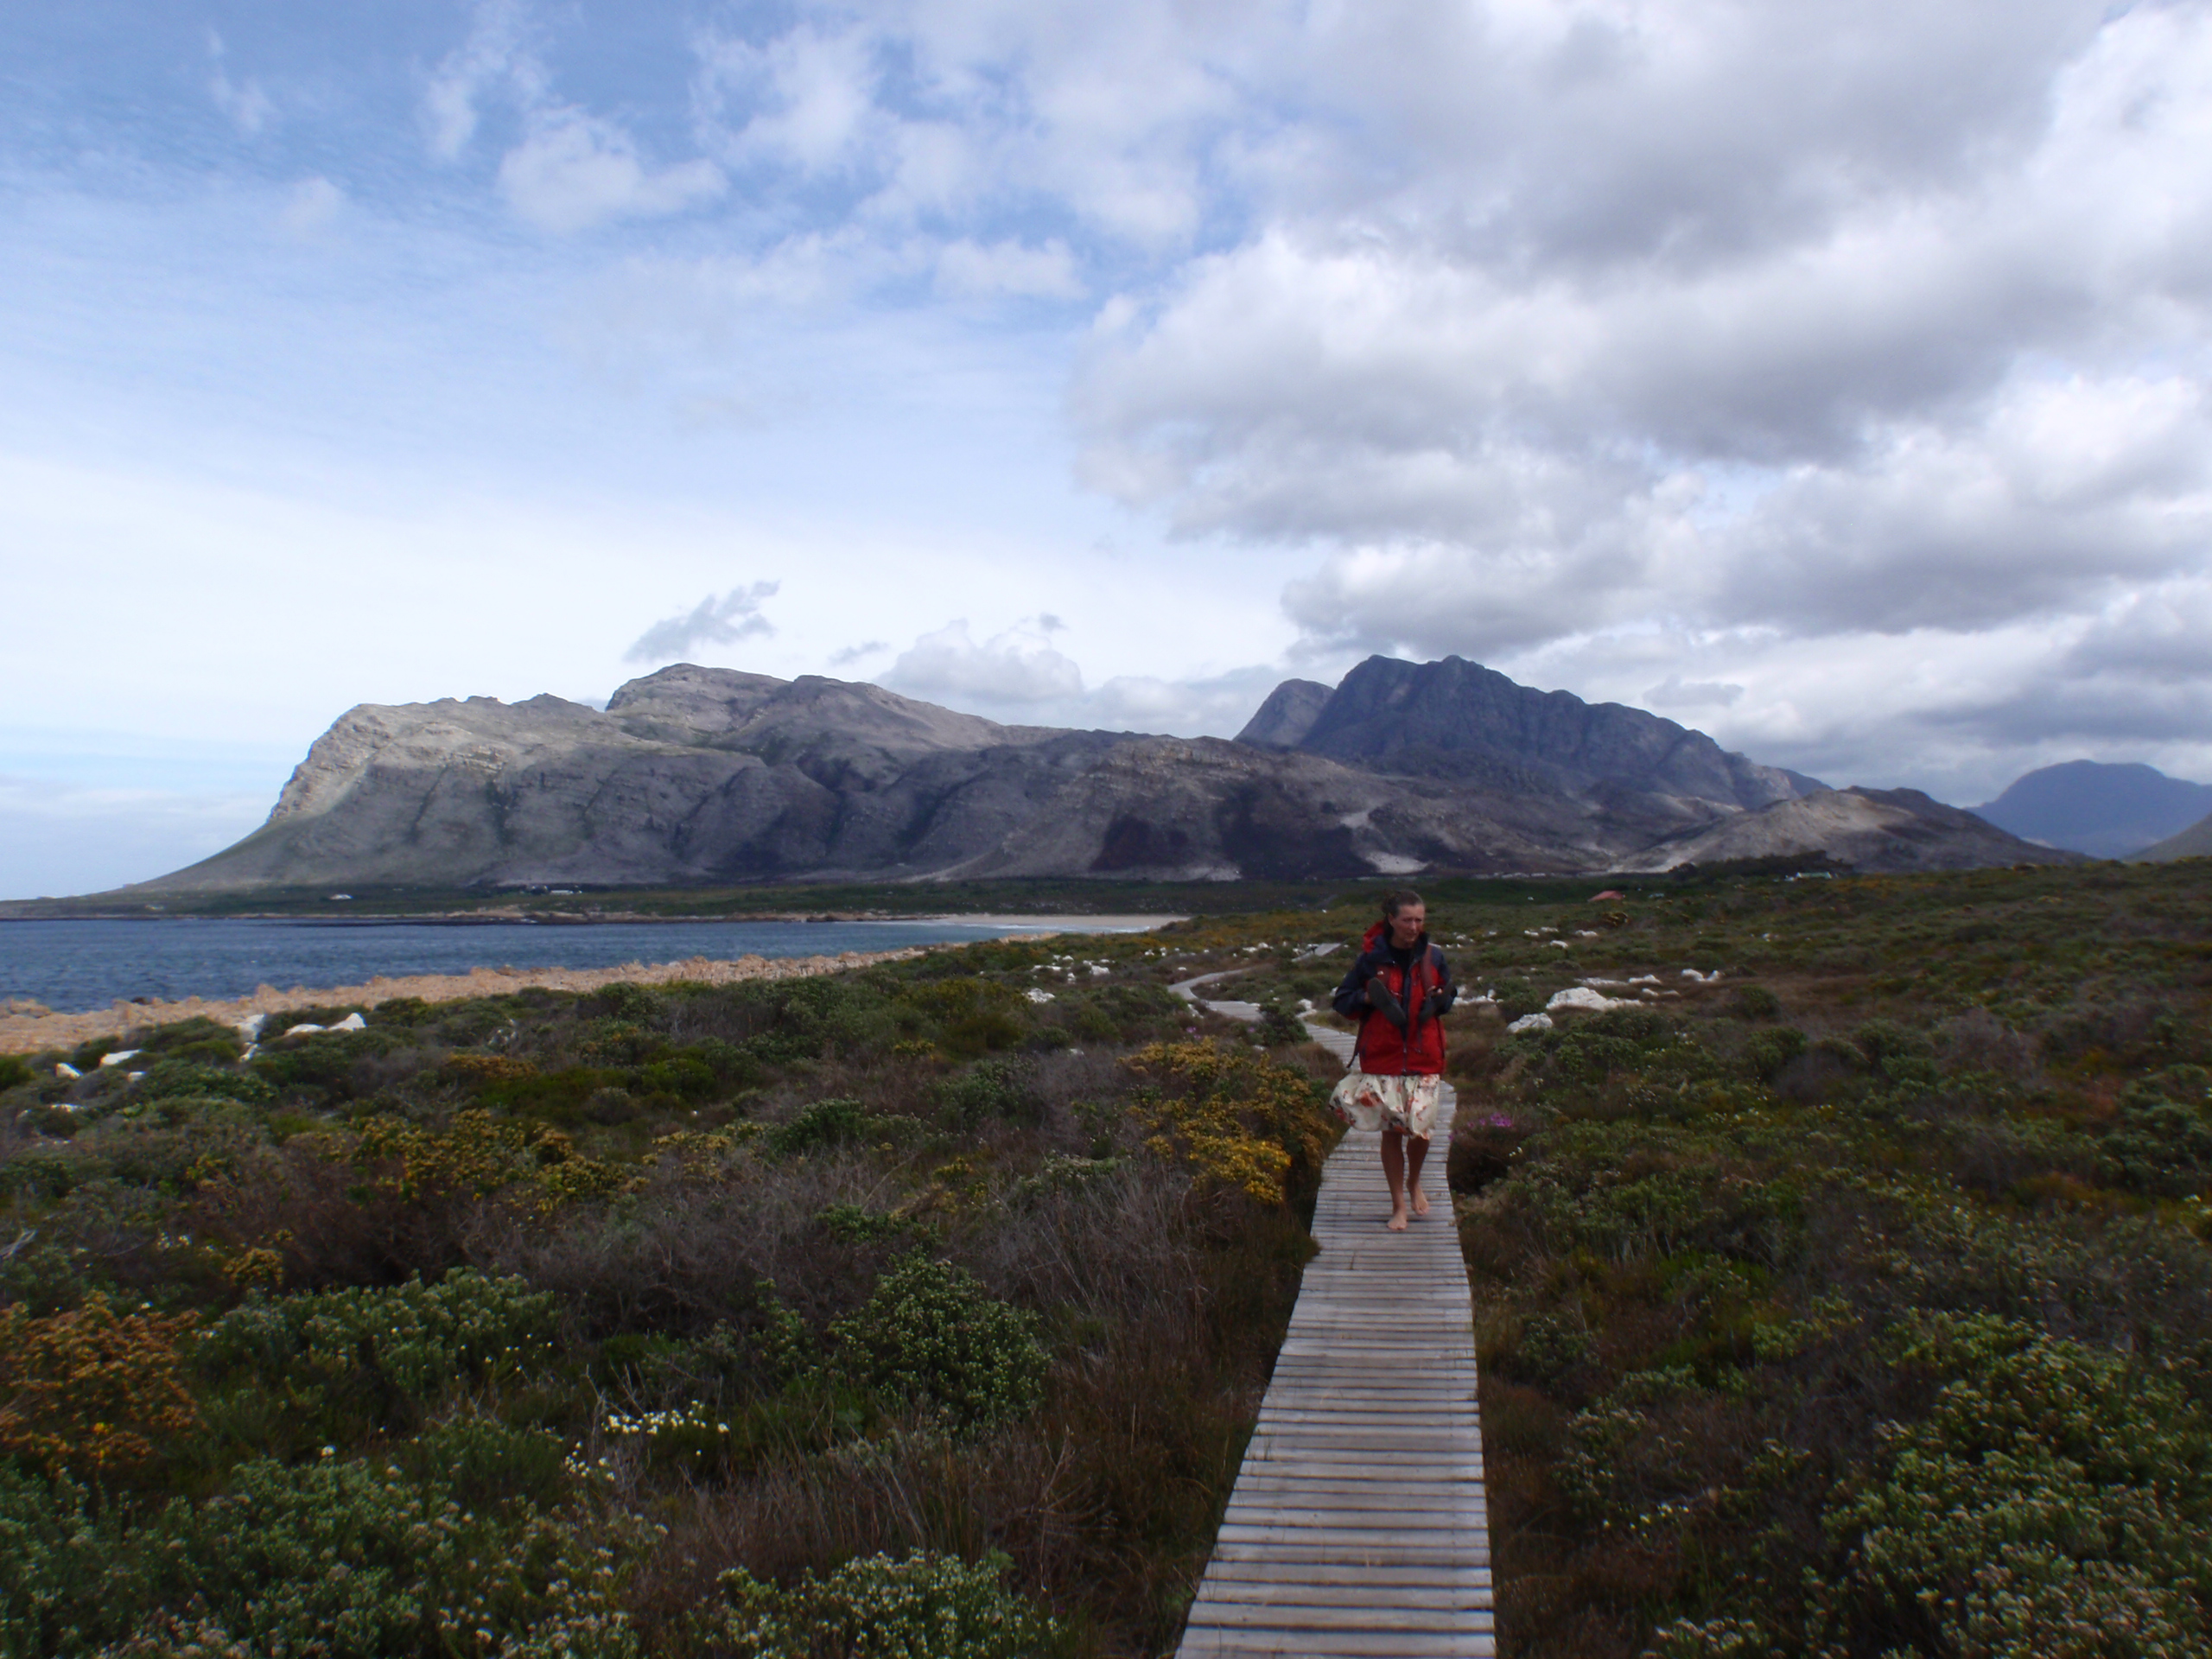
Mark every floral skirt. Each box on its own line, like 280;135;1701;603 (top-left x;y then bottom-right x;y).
1329;1071;1441;1141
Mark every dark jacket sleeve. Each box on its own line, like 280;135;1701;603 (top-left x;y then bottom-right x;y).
1424;950;1457;1015
1331;953;1376;1020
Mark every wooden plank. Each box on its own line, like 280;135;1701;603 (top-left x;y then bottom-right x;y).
1189;1603;1493;1632
1182;1636;1494;1659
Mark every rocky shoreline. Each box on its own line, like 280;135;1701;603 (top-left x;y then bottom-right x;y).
0;947;931;1054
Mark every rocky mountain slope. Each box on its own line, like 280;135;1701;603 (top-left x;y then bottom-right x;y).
1974;760;2212;858
1618;788;2085;874
2133;810;2212;863
131;658;2073;892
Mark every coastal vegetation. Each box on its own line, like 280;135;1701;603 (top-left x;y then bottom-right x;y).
0;935;1338;1656
4;855;2210;1655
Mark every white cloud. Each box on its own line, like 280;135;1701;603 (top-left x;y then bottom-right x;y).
887;618;1084;706
207;33;276;137
280;176;345;236
626;583;780;664
423;0;540;161
699;23;882;175
500;110;725;232
935;238;1082;299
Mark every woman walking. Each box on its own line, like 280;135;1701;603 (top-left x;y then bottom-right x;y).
1330;889;1456;1230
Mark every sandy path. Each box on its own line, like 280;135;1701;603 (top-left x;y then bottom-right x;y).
0;949;931;1056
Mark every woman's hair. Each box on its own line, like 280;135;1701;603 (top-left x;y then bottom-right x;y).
1382;888;1425;918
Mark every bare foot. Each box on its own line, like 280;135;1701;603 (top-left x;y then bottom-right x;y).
1410;1186;1431;1218
1387;1206;1409;1231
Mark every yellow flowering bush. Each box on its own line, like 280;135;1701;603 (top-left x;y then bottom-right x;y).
1123;1041;1337;1204
0;1294;200;1479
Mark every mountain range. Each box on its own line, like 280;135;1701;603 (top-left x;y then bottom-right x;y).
1972;760;2212;860
129;656;2081;893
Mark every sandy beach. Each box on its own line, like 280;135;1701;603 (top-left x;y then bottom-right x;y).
0;948;932;1056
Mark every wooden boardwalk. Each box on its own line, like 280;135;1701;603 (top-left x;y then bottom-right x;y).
1175;1017;1495;1657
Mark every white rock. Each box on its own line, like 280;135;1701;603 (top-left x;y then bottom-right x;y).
1506;1013;1554;1033
1630;974;1662;984
54;1062;80;1079
331;1012;366;1032
126;1071;144;1082
1679;969;1722;983
232;1014;267;1040
1548;987;1628;1014
283;1023;327;1038
1575;930;1599;938
1090;965;1109;976
1026;988;1056;1004
1581;977;1628;987
99;1050;141;1068
1548;940;1573;950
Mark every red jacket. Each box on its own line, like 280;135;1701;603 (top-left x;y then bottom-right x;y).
1331;921;1454;1075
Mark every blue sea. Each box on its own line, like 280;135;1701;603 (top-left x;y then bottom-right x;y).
0;916;1169;1014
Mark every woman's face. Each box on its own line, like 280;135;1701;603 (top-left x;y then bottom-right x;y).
1388;903;1426;947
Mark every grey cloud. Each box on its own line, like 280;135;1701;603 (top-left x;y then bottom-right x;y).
625;582;779;664
1069;2;2212;723
1645;677;1744;709
2062;585;2212;685
828;639;890;666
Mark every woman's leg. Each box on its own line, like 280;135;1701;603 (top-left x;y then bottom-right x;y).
1381;1128;1409;1230
1405;1133;1431;1217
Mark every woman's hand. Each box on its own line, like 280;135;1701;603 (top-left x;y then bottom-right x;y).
1365;976;1407;1027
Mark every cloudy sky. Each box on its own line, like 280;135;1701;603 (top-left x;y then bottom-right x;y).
5;0;2210;897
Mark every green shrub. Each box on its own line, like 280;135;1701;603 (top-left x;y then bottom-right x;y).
73;1096;266;1191
934;1060;1031;1130
637;1055;717;1101
588;982;664;1025
133;1060;274;1105
150;1457;636;1657
771;1097;872;1157
0;1056;34;1091
720;1548;1058;1658
817;1204;916;1244
740;978;897;1065
833;1255;1047;1433
1811;1313;2212;1656
0;1147;84;1201
2100;1080;2212;1197
0;1465;145;1658
1727;986;1783;1021
399;1414;571;1510
198;1269;558;1411
1740;1027;1808;1081
1491;976;1544;1021
0;1454;635;1659
246;1030;392;1097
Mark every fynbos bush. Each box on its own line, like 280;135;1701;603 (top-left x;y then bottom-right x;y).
720;1548;1058;1659
833;1255;1046;1434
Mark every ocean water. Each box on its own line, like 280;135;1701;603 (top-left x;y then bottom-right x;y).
0;916;1166;1014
